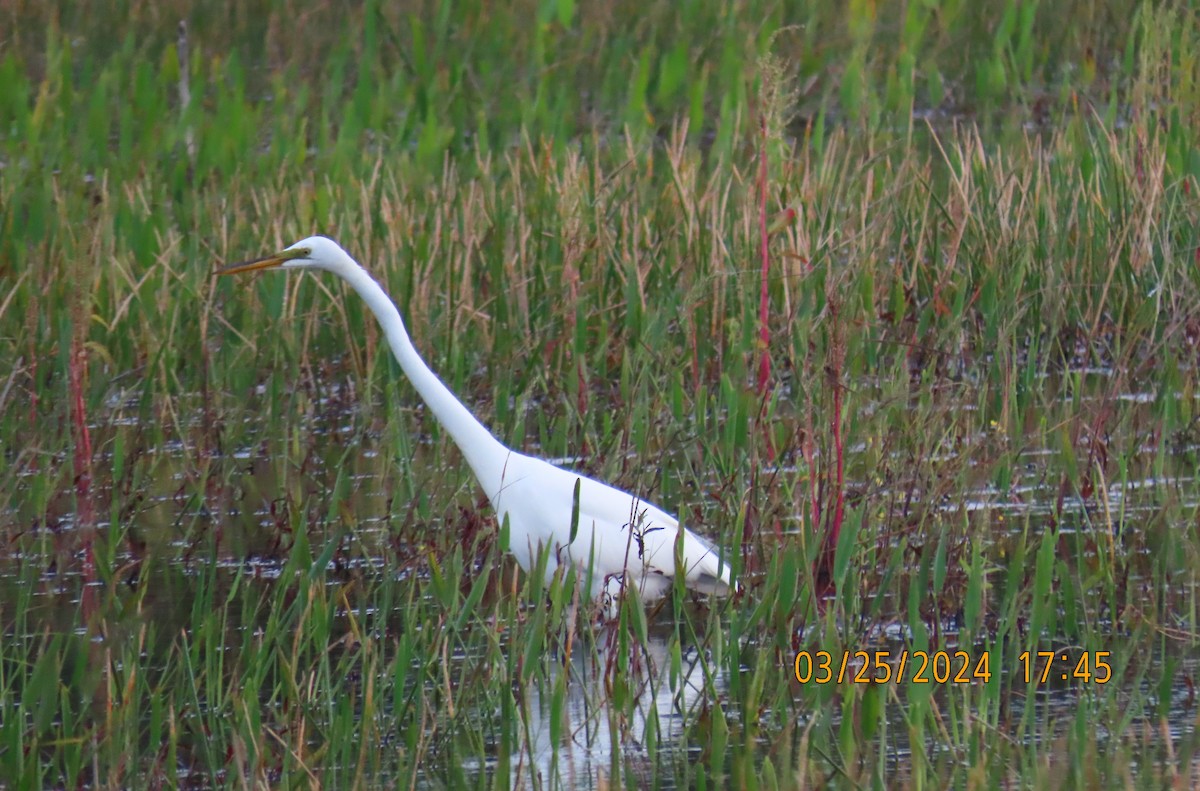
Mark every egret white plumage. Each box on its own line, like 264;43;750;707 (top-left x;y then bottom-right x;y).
219;236;733;602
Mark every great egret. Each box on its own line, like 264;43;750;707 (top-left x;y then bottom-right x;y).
219;236;733;603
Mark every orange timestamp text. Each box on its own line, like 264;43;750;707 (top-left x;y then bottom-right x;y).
793;650;993;685
1018;650;1112;684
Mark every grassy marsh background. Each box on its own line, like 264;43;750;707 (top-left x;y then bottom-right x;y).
3;0;1200;787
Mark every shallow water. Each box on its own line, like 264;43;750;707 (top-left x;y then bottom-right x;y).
4;369;1200;787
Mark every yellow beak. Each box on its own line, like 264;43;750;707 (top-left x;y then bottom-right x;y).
218;247;305;275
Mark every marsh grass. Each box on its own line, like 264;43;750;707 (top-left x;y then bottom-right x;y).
3;0;1200;787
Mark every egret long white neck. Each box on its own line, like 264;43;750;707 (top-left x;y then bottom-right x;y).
335;259;508;476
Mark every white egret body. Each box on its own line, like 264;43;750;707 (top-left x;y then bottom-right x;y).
220;236;733;602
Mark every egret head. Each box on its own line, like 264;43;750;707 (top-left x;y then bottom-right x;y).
219;236;350;276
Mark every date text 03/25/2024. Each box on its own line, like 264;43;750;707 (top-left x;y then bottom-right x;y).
792;650;1114;685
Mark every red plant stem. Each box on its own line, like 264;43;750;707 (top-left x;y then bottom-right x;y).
818;295;848;585
754;116;776;469
69;332;96;618
756;118;771;396
828;378;845;553
69;339;94;526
